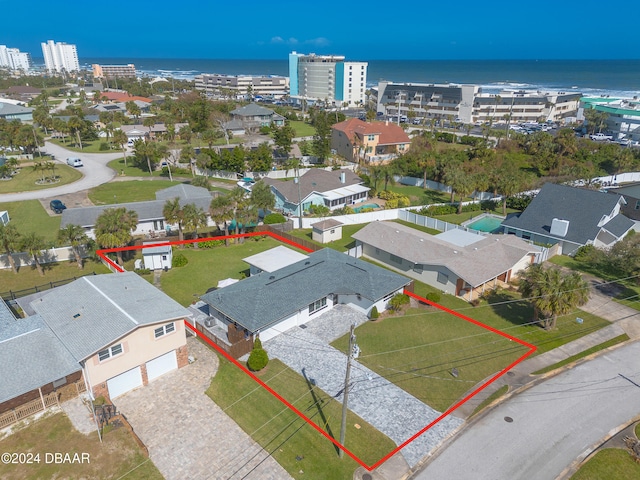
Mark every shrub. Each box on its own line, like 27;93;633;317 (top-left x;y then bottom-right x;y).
388;293;410;311
480;199;499;211
247;347;269;371
135;268;151;276
385;198;399;209
436;132;456;143
460;135;484;146
424;204;457;216
264;213;286;224
425;292;441;303
190;176;211;190
172;252;188;267
198;239;225;249
99;142;110;151
369;306;379;320
506;194;534;211
253;337;262;350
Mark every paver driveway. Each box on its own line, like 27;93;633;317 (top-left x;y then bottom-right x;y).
116;336;291;480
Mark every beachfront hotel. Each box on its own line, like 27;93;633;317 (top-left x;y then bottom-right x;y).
289;51;367;107
0;45;32;71
41;40;79;73
194;74;289;99
92;63;137;80
377;81;581;124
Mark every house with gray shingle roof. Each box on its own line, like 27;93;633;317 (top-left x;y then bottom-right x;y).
0;272;193;410
501;183;634;255
199;247;410;353
352;221;542;301
230;103;285;129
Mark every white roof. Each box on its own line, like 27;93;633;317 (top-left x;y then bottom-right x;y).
435;229;485;247
321;184;370;201
243;246;308;273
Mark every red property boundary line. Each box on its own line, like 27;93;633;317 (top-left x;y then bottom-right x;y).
97;231;537;471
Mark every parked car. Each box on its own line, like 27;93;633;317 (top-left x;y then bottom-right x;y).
50;199;66;214
589;133;613;142
66;157;83;167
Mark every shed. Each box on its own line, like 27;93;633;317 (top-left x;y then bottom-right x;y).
311;219;343;244
142;243;172;270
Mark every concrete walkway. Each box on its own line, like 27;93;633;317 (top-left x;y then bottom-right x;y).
60;394;96;435
115;336;291;480
264;306;463;469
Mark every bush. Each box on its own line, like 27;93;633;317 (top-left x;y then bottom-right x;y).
460;135;484;146
369;306;379;320
247;348;269;371
264;213;286;224
388;293;410;311
436;132;456;143
425;292;441;303
506;194;534;211
198;239;225;249
99;142;110;151
172;252;189;267
259;126;271;135
253;337;262;350
480;199;499;211
423;204;457;216
135;268;151;276
190;176;211;190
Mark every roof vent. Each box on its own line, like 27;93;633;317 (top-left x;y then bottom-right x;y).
269;275;275;280
420;239;424;242
305;261;310;265
550;218;570;237
72;313;81;319
453;250;458;254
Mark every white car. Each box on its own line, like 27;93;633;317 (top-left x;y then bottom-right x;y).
66;157;83;167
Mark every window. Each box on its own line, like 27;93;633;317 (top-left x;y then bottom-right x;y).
437;272;448;284
162;255;167;261
635;200;640;210
153;220;164;230
309;297;327;314
98;343;123;362
155;322;176;338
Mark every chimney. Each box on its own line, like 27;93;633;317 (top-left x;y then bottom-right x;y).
340;172;346;184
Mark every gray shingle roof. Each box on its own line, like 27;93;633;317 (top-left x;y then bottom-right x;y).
311;219;343;231
30;272;191;361
501;183;631;245
230;103;275;117
200;248;410;333
263;169;364;203
353;222;539;287
601;214;635;238
0;314;79;404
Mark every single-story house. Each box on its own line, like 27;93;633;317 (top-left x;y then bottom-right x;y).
352;221;542;301
331;118;411;164
501;183;635;255
243;245;308;276
311;219;343;243
199;247;411;353
0;100;33;122
230;103;285;129
61;184;218;239
1;272;192;411
142;242;173;270
263;168;369;217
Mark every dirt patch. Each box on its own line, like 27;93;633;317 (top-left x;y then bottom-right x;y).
39;190;94;216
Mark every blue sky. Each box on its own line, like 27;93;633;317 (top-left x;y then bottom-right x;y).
2;0;638;60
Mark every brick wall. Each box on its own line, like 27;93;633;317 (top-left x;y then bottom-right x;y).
0;370;83;415
176;345;189;368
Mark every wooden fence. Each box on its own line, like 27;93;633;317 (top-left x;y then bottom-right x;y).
0;393;59;429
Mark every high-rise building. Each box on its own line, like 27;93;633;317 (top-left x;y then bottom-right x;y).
288;52;367;106
194;73;288;98
41;40;79;73
0;45;32;71
92;64;137;79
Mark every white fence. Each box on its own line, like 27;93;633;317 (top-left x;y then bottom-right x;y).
0;246;88;270
194;165;358;181
395;175;497;201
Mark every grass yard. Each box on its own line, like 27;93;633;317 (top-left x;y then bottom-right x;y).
207;354;396;478
392;219;440;235
571;448;640;480
0;412;163;480
49;138;122;154
0;200;62;243
0;162;82;194
332;280;611;412
288;120;316;137
88;179;183;205
107;157;165;178
471;385;509;417
382;184;452;206
157;236;285;305
287;224;367;252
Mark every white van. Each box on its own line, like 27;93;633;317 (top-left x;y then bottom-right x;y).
66;157;83;167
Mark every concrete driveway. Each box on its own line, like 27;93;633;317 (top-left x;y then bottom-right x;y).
115;337;291;480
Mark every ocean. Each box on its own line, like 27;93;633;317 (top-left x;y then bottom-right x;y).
40;57;640;98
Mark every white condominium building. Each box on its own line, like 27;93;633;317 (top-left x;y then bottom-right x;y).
92;64;136;79
289;52;367;106
41;40;80;73
194;74;289;99
0;45;32;71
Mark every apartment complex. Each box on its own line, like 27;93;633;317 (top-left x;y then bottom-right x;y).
579;97;640;142
92;64;137;79
0;46;32;71
289;52;367;106
194;73;288;98
41;40;80;73
378;81;581;124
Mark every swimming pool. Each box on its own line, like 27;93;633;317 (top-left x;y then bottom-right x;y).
466;215;504;233
353;203;381;213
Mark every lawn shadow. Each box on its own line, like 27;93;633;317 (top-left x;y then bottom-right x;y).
301;367;339;455
485;291;537;328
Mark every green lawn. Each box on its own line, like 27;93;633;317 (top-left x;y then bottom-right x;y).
0;161;82;194
49;138;123;154
287;224;367;252
0;200;62;243
107;157;166;178
571;448;640;480
382;184;451;206
207;354;396;478
471;385;509;417
157;236;285;305
392;219;440;235
88;179;183;205
332;282;610;412
289;120;316;137
0;412;163;480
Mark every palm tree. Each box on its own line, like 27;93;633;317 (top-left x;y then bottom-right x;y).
209;194;234;246
21;232;46;276
94;207;139;265
58;224;89;269
67;116;84;149
182;203;207;246
163;197;185;244
113;129;128;166
0;223;21;273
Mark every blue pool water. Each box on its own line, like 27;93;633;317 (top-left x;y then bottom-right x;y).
467;216;504;233
354;203;381;213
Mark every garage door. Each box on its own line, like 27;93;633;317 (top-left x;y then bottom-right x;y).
107;367;142;399
146;351;178;382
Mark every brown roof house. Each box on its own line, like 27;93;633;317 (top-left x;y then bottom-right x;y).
331;118;411;164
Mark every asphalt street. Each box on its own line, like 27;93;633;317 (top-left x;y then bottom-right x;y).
412;341;640;480
0;141;121;202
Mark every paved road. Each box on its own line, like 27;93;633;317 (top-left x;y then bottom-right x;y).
412;340;640;480
0;141;122;202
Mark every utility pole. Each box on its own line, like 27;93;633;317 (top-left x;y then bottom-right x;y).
339;323;356;458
